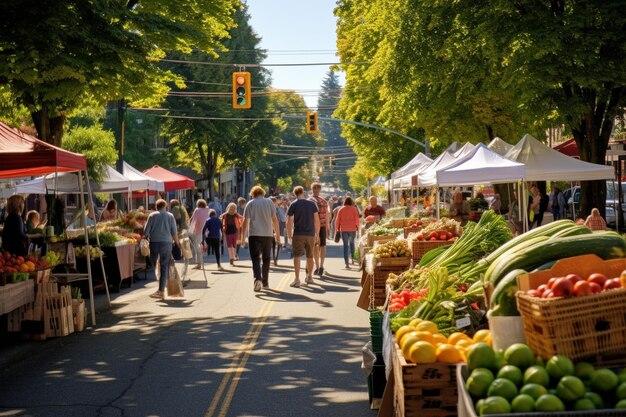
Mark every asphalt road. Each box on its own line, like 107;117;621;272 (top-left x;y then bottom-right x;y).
0;241;379;417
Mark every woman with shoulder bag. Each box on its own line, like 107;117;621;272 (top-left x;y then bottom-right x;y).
335;197;360;269
188;199;211;269
220;203;244;266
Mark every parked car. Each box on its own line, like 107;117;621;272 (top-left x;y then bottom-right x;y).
563;182;626;227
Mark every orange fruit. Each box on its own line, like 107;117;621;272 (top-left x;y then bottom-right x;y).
416;320;438;333
395;325;415;345
432;333;448;346
456;339;474;349
436;344;463;363
409;341;437;364
413;331;434;344
449;332;472;345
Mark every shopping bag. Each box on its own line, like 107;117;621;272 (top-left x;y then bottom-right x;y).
139;238;150;257
172;243;182;260
334;230;341;243
181;237;193;260
166;263;184;297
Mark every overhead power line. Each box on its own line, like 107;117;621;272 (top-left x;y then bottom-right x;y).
160;59;370;67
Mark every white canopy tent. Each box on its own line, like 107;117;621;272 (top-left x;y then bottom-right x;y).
419;143;476;187
488;137;514;156
122;161;165;192
17;165;131;194
436;143;525;186
505;134;613;182
390;153;433;179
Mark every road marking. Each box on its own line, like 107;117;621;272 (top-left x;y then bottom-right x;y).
204;271;292;417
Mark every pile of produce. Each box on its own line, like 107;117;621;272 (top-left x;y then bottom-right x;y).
371;239;410;258
367;224;403;236
388;288;428;312
405;218;424;228
525;271;626;299
410;217;462;241
0;252;58;274
40;250;61;268
486;221;626;317
74;246;104;259
463;342;626;414
394;317;492;364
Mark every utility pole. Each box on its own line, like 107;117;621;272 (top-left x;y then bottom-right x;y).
115;99;126;173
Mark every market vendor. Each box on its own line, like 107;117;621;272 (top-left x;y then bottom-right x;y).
1;195;29;256
449;191;470;224
100;200;120;221
363;196;386;223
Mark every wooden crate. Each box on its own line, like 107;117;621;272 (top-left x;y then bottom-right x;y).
390;218;408;228
72;299;85;332
367;234;397;247
393;343;458;417
375;256;411;268
411;240;449;261
372;265;410;307
7;302;34;332
44;285;75;338
404;227;422;238
516;254;626;361
0;279;35;316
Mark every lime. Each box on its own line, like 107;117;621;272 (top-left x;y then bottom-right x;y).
467;368;496;398
475;399;485;415
574;361;595;380
494;349;506;370
487;378;518;402
546;355;575;380
534;394;566;412
590;368;619;392
504;343;535;370
535;356;545;367
616;399;626;409
479;396;511;415
616;382;626;400
574;398;596;410
523;365;550;387
584;391;604;408
467;343;496;372
520;383;548;400
497;365;523;387
618;368;626;383
556;376;585;401
511;394;535;413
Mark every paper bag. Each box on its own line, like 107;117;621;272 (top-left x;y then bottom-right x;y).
166;263;184;297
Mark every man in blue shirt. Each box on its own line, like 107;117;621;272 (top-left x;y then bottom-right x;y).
202;209;223;270
286;186;320;288
143;199;180;300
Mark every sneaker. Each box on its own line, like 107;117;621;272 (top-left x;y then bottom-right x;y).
289;279;301;288
305;275;314;285
318;267;324;276
149;291;164;300
262;283;269;289
254;280;262;292
313;268;320;275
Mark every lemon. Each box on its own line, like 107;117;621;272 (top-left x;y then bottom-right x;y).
436;344;463;363
413;331;434;344
432;333;448;346
473;329;492;344
401;334;420;360
409;341;437;364
408;318;423;327
416;320;438;334
456;339;473;349
448;332;472;345
395;325;416;345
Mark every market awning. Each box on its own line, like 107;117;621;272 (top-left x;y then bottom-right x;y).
0;121;87;178
122;161;165;192
16;165;131;194
553;138;579;158
143;165;195;191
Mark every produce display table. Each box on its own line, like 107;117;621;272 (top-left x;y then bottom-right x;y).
0;279;35;316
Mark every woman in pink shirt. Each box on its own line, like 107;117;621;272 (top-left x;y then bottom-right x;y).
188;199;211;269
335;197;360;269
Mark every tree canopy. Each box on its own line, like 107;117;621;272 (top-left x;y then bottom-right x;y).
0;0;239;146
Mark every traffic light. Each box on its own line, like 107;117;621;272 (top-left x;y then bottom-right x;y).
306;111;318;134
232;72;251;109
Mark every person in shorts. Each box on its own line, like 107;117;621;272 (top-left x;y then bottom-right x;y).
286;186;320;288
308;183;329;276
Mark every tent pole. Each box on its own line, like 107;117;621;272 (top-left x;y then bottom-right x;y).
436;187;440;219
78;171;97;326
522;182;528;232
570;181;575;220
85;170;111;309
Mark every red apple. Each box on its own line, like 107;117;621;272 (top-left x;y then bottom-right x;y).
603;278;622;291
588;282;603;293
551;277;574;297
527;289;542;297
587;273;608;287
547;277;560;289
537;284;548;293
573;280;592;296
565;273;583;285
542;289;554;298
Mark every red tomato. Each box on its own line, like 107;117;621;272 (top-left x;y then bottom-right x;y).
565;274;583;285
588;282;603;293
542;289;554;298
429;237;437;241
417;234;425;241
536;284;548;293
547;277;559;289
603;278;622;291
587;273;608;287
552;277;574;297
527;289;542;297
429;231;439;240
438;232;447;240
446;231;454;240
573;280;592;296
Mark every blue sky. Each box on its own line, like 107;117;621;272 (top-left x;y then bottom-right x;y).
246;0;343;108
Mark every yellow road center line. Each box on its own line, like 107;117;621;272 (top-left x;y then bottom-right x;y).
204;271;292;417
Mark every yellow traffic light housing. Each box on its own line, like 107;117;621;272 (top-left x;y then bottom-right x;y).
232;72;251;109
306;111;318;134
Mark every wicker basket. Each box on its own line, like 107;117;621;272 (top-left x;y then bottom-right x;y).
411;240;449;261
390;218;408;228
367;234;397;247
404;227;422;239
375;256;412;268
516;254;626;362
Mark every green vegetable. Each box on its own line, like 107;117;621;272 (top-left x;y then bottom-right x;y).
418;244;451;266
489;269;527;317
548;225;592;239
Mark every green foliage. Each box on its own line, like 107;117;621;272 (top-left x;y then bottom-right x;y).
0;0;239;143
62;126;118;183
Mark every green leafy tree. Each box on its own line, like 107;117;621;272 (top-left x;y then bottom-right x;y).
162;5;276;198
0;0;238;146
62;126;118;183
254;90;318;193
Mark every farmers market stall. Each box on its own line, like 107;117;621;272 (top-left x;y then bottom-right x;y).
143;165;194;191
0;121;99;328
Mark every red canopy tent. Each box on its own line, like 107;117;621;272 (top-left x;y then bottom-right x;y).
143;165;195;191
0;122;87;178
553;138;579;159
